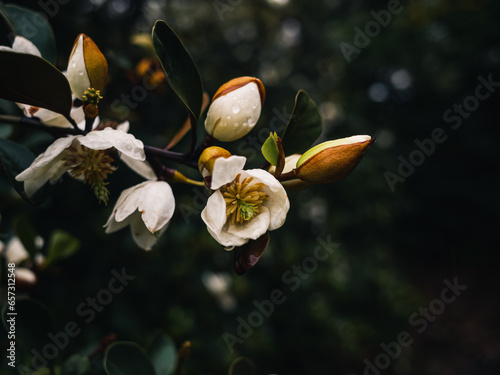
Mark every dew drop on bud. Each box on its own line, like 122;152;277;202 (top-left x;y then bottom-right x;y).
232;104;241;114
226;115;232;120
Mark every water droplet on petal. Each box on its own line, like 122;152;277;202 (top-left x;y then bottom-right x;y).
226;115;232;120
232;104;241;114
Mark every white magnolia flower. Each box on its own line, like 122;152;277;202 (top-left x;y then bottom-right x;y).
16;126;145;198
0;36;100;129
104;181;175;250
201;156;289;248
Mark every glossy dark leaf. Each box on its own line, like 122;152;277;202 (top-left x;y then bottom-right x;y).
152;20;203;121
0;137;39;204
166;92;209;150
3;4;56;63
104;341;156;375
148;332;177;375
0;50;72;117
281;90;322;156
234;232;270;275
2;297;55;353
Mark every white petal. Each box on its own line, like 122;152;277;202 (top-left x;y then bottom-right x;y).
66;35;91;99
120;154;157;180
11;36;42;57
22;159;67;198
104;185;140;230
210;155;246;190
244;169;289;231
16;137;74;179
205;82;261;142
130;215;167;250
16;137;76;197
36;109;69;126
201;190;227;235
268;154;302;174
201;190;247;247
226;205;270;240
111;183;145;223
137;181;175;233
116;121;130;133
206;223;248;248
79;128;145;161
104;214;133;234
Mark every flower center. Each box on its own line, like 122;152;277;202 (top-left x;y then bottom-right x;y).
64;144;116;204
221;174;269;225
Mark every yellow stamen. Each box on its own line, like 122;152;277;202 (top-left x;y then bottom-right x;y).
220;173;269;225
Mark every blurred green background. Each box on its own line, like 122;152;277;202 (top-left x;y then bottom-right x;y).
1;0;499;374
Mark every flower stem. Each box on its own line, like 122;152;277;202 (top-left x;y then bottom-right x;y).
0;114;80;136
144;145;198;169
64;114;85;135
277;169;298;182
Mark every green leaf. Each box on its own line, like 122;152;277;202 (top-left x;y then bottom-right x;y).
148;332;177;375
2;297;55;352
13;214;39;259
0;137;38;203
3;4;56;63
228;357;256;375
0;50;72;117
44;230;81;267
261;132;279;165
62;354;90;375
152;20;203;121
281;90;323;156
104;341;156;375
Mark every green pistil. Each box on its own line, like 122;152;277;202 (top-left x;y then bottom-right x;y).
238;200;258;221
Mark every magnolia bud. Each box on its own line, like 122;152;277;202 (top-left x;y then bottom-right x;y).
296;135;373;184
67;34;108;99
269;154;310;190
198;146;232;177
205;77;265;142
